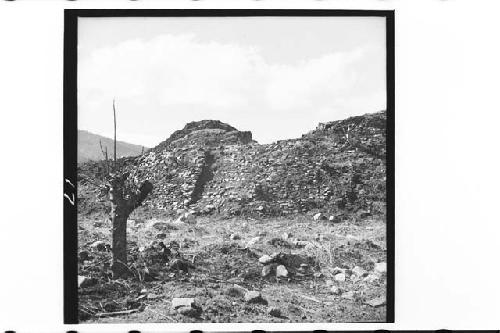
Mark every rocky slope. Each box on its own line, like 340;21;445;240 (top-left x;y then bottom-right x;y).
78;111;387;220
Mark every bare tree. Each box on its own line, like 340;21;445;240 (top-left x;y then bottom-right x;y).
113;99;117;170
101;99;153;278
108;172;152;278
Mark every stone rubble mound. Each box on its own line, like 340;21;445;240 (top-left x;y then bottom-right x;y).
78;111;387;219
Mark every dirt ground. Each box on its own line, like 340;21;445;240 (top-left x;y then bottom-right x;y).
78;214;387;323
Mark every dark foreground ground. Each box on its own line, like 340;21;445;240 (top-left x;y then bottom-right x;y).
78;214;387;323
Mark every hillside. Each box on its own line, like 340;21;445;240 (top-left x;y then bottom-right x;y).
78;130;147;163
78;111;386;220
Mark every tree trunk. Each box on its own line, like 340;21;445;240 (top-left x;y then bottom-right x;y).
111;202;129;278
109;176;153;279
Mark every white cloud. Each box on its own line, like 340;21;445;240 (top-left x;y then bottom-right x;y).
78;34;385;146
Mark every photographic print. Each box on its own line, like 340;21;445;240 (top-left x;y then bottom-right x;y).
65;9;394;324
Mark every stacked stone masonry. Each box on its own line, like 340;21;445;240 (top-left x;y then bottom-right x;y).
78;111;387;220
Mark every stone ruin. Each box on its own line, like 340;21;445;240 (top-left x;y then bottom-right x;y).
78;111;387;220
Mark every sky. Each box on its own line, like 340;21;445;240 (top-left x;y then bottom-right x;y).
78;16;386;147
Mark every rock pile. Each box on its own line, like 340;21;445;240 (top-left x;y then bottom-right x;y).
78;111;387;219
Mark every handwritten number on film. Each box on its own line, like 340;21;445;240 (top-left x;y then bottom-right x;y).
64;178;75;205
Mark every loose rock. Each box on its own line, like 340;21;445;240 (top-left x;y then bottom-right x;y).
334;273;346;282
168;258;194;272
276;265;288;278
329;285;342;295
147;293;162;300
261;264;276;277
171;297;195;309
313;213;324;221
268;307;282;317
365;296;386;307
156;233;167;239
78;251;91;262
177;306;201;317
90;240;107;251
244;291;268;305
332;267;345;275
230;234;241;240
341;291;356;300
171;297;201;317
224;286;246;298
78;276;97;288
245;236;262;248
364;273;381;283
259;254;273;265
299;263;309;271
352;266;367;277
375;262;387;274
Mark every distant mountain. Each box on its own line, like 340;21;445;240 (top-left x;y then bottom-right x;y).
78;130;147;163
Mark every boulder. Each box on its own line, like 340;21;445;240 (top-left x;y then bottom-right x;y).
294;240;312;248
341;291;355;300
245;236;262;248
174;212;197;225
329;285;342;295
258;254;273;265
177;306;201;317
332;267;345;275
224;286;246;298
78;276;97;288
334;273;346;282
276;265;288;278
329;215;341;223
313;213;325;221
261;264;277;277
78;251;91;262
147;293;162;300
268;307;282;317
244;291;268;305
150;221;174;231
90;240;107;251
171;298;195;309
156;233;167;239
171;297;201;317
364;273;381;283
168;259;194;272
352;266;367;277
299;263;309;271
374;262;387;274
365;296;386;307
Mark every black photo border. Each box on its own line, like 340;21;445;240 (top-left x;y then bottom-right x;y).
64;9;395;325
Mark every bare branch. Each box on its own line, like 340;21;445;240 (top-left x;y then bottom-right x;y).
113;98;117;171
125;180;153;214
99;139;109;175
